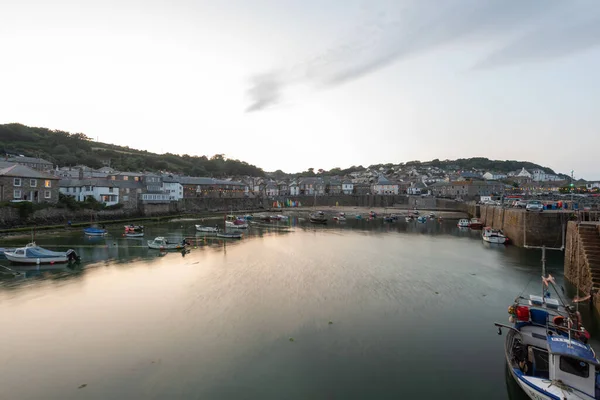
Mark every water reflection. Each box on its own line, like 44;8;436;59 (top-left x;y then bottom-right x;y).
0;215;590;400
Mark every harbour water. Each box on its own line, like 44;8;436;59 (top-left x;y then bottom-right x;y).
0;217;597;399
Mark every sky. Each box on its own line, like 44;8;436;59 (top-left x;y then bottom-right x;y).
1;0;599;179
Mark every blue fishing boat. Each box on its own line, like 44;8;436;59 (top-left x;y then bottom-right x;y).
84;227;107;236
495;247;599;400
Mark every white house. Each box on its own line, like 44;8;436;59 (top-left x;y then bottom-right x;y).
289;181;300;196
342;180;354;195
531;169;561;182
483;172;507;180
162;181;183;200
407;182;427;195
517;168;532;178
371;175;399;195
586;181;600;190
59;179;119;206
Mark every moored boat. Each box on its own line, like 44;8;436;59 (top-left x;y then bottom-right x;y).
482;227;507;244
417;216;427;223
195;225;219;233
84;227;107;236
309;211;327;224
0;247;16;259
4;243;79;264
495;248;599;400
216;232;243;239
147;237;186;250
405;215;414;222
225;220;249;229
124;232;144;238
124;224;144;232
457;218;470;228
333;212;346;222
468;218;483;229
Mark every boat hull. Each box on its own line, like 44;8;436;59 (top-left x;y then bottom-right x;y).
147;243;184;250
483;235;506;244
124;233;144;238
84;229;107;236
225;221;248;229
195;225;218;233
216;233;242;239
4;254;69;264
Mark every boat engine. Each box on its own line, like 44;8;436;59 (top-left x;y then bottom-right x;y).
66;250;80;263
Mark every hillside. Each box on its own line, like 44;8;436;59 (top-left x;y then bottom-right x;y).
282;158;563;178
0;123;265;177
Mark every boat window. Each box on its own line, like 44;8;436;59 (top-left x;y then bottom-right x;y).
559;356;589;378
16;250;24;255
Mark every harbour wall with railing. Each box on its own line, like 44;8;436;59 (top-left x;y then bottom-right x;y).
476;205;569;248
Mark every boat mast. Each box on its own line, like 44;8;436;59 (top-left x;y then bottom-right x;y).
541;245;546;304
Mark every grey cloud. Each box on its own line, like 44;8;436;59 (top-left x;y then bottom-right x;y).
245;0;598;112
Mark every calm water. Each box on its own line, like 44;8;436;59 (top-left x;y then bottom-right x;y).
0;217;597;399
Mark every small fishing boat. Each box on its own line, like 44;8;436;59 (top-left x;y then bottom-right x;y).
276;215;288;220
405;215;414;222
84;227;107;236
355;214;362;220
225;220;249;229
216;232;243;239
495;247;599;400
4;243;79;264
124;232;144;238
147;237;186;250
309;211;327;224
468;218;483;229
369;211;377;218
428;212;436;219
124;224;144;232
457;218;470;228
482;227;507;244
195;225;219;233
417;216;427;223
333;212;346;222
243;215;254;220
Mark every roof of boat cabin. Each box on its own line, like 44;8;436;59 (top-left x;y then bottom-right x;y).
547;336;598;363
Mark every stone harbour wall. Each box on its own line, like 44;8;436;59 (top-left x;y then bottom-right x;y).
478;205;568;248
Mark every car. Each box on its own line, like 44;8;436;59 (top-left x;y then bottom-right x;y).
526;200;544;212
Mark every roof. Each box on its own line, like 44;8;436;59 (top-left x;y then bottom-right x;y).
0;164;58;179
179;176;245;186
547;336;598;364
376;175;393;185
5;156;52;165
59;178;143;189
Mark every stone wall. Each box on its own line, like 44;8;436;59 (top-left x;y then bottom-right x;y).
478;205;567;248
564;221;593;298
179;197;265;213
0;206;142;228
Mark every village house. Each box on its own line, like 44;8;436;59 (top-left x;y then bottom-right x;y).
371;175;399;195
530;169;561;182
353;183;371;195
0;163;59;203
342;180;354;195
482;172;507;180
406;181;428;195
162;175;184;201
298;177;319;195
265;181;279;197
289;181;300;196
180;176;245;198
59;179;120;206
277;181;289;196
430;180;507;199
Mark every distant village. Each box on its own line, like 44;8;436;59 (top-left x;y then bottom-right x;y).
1;155;598;210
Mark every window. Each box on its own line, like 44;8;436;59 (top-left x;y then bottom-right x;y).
126;188;130;194
559;356;589;378
44;180;51;188
123;195;129;201
30;179;37;187
134;177;139;181
44;190;51;199
109;187;113;193
111;176;116;180
13;189;22;199
123;176;129;181
13;178;22;187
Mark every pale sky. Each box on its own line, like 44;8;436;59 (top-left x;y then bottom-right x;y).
1;0;599;178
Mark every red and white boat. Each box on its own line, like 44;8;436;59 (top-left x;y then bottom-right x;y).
468;218;483;229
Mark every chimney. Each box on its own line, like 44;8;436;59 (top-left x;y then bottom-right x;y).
78;168;84;180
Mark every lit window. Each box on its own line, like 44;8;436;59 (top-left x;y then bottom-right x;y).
44;180;51;188
45;190;51;199
134;177;139;181
14;189;22;199
30;179;37;187
13;178;21;187
123;176;129;181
